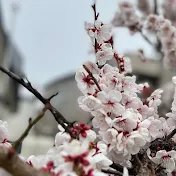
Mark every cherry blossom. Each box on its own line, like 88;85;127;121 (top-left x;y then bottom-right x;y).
55;131;71;147
0;121;11;147
148;150;176;173
112;1;141;31
112;110;138;132
75;68;97;94
85;21;112;44
78;95;102;112
96;43;114;65
137;0;151;15
3;1;176;176
97;90;124;115
92;110;112;131
166;76;176;128
163;0;176;24
123;167;129;176
145;15;176;70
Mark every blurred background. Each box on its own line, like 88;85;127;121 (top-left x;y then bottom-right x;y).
0;0;175;158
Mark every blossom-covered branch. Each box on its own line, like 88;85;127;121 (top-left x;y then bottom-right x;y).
0;1;176;176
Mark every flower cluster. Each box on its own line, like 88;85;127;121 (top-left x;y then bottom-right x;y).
144;15;176;70
2;1;176;176
148;149;176;173
163;0;176;25
75;3;176;174
27;125;112;176
137;0;151;15
112;1;141;32
76;59;168;167
111;1;176;71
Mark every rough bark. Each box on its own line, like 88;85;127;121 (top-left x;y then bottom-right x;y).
0;146;51;176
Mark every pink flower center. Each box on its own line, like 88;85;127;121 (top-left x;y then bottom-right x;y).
64;151;90;167
162;155;171;159
107;100;115;106
82;75;94;87
72;123;91;138
2;139;9;143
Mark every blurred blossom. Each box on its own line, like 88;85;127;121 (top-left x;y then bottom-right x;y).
137;0;151;15
163;0;176;25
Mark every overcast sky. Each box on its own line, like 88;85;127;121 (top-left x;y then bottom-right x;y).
1;0;154;89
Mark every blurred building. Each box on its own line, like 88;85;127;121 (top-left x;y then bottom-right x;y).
123;53;176;87
0;2;23;116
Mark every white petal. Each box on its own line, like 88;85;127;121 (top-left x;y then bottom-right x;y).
123;167;129;176
95;20;102;28
164;158;175;173
109;90;122;102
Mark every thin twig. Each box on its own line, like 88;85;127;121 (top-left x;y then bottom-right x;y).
138;28;153;46
48;92;59;101
153;0;163;55
83;64;102;91
154;0;158;15
12;108;47;150
166;128;176;140
134;154;143;168
0;65;73;136
110;163;123;173
102;169;123;176
147;162;156;176
138;28;163;55
92;2;99;53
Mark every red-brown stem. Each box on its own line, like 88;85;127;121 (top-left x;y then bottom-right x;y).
83;64;101;91
92;2;99;53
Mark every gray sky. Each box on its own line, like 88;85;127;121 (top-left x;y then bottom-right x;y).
1;0;154;89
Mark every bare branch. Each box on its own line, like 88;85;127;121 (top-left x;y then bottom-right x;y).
134;154;143;168
12;108;47;150
166;128;176;140
102;169;123;176
137;28;163;55
0;65;73;137
110;163;123;173
47;92;59;101
138;29;154;46
92;2;98;53
154;0;158;15
0;146;51;176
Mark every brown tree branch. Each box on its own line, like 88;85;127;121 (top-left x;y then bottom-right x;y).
12;107;47;150
102;169;123;176
166;128;176;140
153;0;158;15
47;92;59;101
92;2;99;53
0;146;51;176
134;154;143;168
110;163;123;173
83;64;102;91
137;28;153;46
0;65;73;137
137;28;163;55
